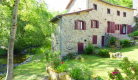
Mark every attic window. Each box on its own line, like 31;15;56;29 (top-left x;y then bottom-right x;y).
107;8;110;14
117;11;120;16
93;4;97;10
123;12;126;17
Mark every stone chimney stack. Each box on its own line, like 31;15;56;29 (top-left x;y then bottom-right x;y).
133;0;138;16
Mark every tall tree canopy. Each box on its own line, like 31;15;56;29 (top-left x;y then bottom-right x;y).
105;0;132;8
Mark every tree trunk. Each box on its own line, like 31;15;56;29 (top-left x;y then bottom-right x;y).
5;0;20;80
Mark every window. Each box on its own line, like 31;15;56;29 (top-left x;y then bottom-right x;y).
123;12;126;17
123;25;126;34
93;35;97;44
93;4;97;10
91;20;99;28
107;8;110;14
117;24;119;30
117;11;120;16
75;20;86;30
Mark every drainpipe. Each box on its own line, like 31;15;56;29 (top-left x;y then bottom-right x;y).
57;16;62;59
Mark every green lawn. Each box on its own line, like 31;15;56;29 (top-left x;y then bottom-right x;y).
1;38;51;80
1;44;138;80
64;45;138;79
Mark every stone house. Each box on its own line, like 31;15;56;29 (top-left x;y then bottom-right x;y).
50;0;136;57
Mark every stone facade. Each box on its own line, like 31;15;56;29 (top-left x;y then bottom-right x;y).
51;0;135;57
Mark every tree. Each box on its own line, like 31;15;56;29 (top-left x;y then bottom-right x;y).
5;0;20;80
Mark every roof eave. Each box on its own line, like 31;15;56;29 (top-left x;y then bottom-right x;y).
50;8;93;23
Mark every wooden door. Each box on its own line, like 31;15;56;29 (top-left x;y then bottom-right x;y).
102;36;105;47
78;43;84;54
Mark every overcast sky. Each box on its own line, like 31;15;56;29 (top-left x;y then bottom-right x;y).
44;0;70;12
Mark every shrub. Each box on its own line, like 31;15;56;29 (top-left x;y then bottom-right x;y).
84;43;95;55
109;57;138;80
120;39;130;48
70;66;90;80
109;36;116;45
44;49;62;69
134;30;138;36
62;52;78;60
0;48;6;56
56;63;68;72
128;33;134;37
98;49;109;57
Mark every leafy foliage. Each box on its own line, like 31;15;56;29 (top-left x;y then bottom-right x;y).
120;39;130;48
0;48;6;56
109;36;116;45
105;0;132;8
84;43;95;55
133;30;138;36
109;57;138;80
128;33;134;37
70;66;90;80
98;49;110;57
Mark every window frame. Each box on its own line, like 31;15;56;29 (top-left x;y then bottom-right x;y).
117;11;120;16
75;20;86;30
91;20;99;28
123;12;126;17
78;20;84;30
107;8;110;14
93;4;97;10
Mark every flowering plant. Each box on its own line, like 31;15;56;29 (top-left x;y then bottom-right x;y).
109;57;138;80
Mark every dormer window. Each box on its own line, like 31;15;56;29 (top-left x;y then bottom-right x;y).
107;8;110;14
123;12;126;17
117;11;120;16
93;4;97;10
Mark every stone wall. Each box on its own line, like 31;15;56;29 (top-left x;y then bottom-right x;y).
51;20;61;52
52;0;135;57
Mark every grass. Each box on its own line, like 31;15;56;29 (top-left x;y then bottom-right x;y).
64;45;138;79
1;38;137;80
1;38;51;80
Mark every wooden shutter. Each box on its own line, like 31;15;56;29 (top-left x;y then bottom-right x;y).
120;24;123;34
115;24;117;30
84;21;86;30
75;20;78;30
93;35;97;44
127;25;132;34
111;22;115;33
97;21;99;28
91;20;93;28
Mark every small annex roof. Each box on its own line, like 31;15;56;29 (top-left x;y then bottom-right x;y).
66;0;136;10
50;8;93;22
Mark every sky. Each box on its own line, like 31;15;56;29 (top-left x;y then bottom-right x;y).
44;0;70;12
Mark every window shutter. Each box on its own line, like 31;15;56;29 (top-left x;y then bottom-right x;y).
93;35;97;44
120;24;123;34
111;22;115;33
91;20;93;28
75;20;78;30
115;24;117;30
84;21;86;30
97;21;99;28
127;25;131;34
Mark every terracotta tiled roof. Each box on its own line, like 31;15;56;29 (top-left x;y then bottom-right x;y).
66;0;136;10
50;8;93;22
